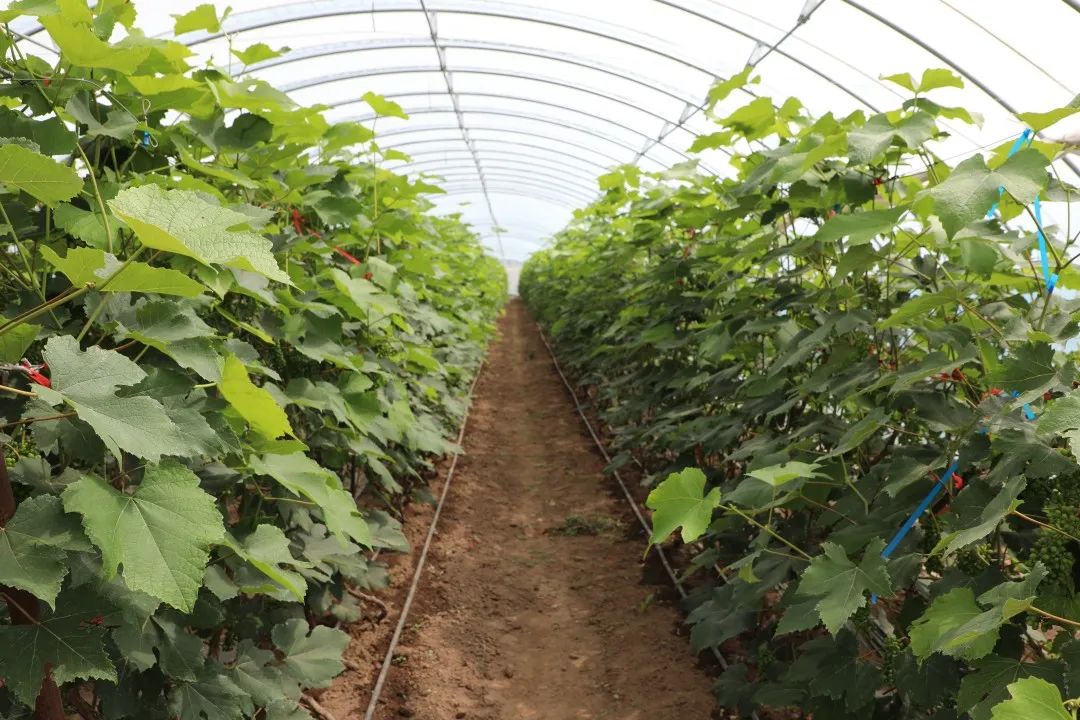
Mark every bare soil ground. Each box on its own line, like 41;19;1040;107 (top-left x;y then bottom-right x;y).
321;299;716;720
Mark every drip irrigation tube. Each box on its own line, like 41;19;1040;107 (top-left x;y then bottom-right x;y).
362;361;485;720
534;325;756;690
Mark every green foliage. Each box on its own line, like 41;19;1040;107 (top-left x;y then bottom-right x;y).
645;467;721;544
522;68;1080;718
0;2;505;717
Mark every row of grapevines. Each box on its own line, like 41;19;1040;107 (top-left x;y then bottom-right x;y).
523;68;1080;719
0;2;506;719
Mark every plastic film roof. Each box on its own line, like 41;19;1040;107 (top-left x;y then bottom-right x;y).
12;0;1080;261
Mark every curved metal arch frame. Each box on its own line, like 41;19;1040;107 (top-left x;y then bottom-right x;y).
431;168;596;191
440;179;595;203
342;106;698;165
374;125;673;166
332;90;689;144
245;37;695;108
408;162;598;187
438;183;589;207
384;135;636;169
392;148;610;175
842;0;1080;180
179;0;880;112
438;185;585;208
397;156;600;183
436;173;593;197
280;66;720;167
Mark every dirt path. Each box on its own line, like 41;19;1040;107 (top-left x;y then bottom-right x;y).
323;299;716;720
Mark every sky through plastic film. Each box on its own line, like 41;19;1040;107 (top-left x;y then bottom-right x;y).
11;0;1080;261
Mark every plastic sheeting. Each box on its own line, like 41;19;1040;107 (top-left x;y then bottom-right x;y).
12;0;1080;260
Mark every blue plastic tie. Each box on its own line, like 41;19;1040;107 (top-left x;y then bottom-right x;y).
1034;194;1058;292
1009;390;1037;421
986;129;1034;218
141;131;152;148
870;456;960;604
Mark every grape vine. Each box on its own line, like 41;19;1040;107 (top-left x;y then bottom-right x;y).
0;3;506;719
524;67;1080;718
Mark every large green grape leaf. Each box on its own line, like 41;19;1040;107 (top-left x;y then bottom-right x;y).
120;299;222;381
990;678;1071;720
271;618;348;688
40;246;206;297
908;587;1026;661
933;477;1025;556
0;589;116;705
65;93;139;141
814;207;907;246
109;185;290;283
168;664;250;720
922;150;1047;237
36;335;196;461
219;354;293;439
97;576;206;681
172;3;223;34
959;655;1066;718
222;525;309;601
248;453;371;547
62;461;225;612
992;343;1058;395
230;640;293;705
645;467;722;544
848;112;936;164
39;14;150;73
0;322;39;362
797;539;892;634
0;143;83;204
0;495;87;607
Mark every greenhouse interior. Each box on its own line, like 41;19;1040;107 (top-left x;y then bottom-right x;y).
3;1;1080;718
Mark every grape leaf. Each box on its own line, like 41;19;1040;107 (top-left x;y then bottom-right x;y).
747;461;822;487
990;678;1070;720
645;467;722;544
922;150;1047;237
0;589;116;705
223;525;309;601
248;453;371;547
933;477;1025;556
219;354;293;439
0;495;82;607
0;143;83;204
40;246;205;297
0;322;39;362
36;335;195;461
959;655;1066;720
62;461;225;612
109;185;290;283
172;3;222;34
120;299;222;381
168;664;250;720
272;618;348;688
909;588;1000;660
361;91;408;119
797;539;892;634
814;207;907;246
992;343;1057;394
232;42;289;66
39;15;150;73
65;93;139;141
230;640;293;705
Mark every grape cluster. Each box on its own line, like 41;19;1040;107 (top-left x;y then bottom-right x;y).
955;544;992;575
755;642;775;672
1027;474;1080;506
921;522;943;574
1030;503;1080;589
881;636;904;686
